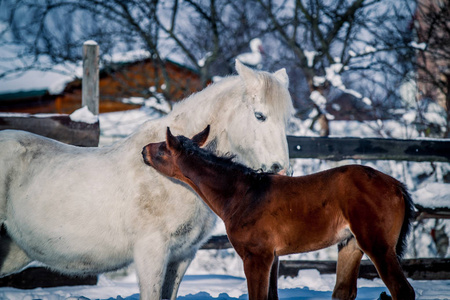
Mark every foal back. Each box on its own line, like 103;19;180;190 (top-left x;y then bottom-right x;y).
254;165;413;256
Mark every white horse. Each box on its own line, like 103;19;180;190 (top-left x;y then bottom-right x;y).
0;60;293;300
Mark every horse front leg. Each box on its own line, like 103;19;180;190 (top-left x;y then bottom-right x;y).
243;252;274;300
134;235;170;300
0;233;32;277
162;254;195;300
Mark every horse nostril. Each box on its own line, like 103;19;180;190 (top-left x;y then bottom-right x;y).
142;147;150;164
271;163;282;174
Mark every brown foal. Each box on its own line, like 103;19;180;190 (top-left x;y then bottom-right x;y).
142;126;415;300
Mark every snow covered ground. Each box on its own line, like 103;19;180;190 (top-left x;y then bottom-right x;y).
0;106;448;299
0;267;450;299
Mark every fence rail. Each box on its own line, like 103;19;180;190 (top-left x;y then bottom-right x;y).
287;136;450;162
1;40;449;286
0;114;99;147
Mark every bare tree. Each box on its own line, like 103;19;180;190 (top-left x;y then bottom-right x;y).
1;0;268;104
1;0;448;136
412;0;450;137
251;0;420;135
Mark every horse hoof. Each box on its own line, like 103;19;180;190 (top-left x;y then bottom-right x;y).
378;292;392;300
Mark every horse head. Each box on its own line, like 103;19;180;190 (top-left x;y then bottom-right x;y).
219;60;293;174
142;125;210;180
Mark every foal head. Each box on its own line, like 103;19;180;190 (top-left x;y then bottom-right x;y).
142;125;210;179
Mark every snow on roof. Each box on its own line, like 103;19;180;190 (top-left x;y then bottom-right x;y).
0;47;194;96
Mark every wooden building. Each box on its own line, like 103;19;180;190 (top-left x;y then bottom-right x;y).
0;58;204;114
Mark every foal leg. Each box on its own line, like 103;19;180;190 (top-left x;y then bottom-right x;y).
365;247;414;300
332;237;363;300
268;254;279;300
243;252;274;300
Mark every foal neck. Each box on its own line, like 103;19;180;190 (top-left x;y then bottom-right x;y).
177;150;266;221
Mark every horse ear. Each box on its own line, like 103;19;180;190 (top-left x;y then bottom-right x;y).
235;59;256;83
192;125;210;147
273;68;289;88
166;127;181;151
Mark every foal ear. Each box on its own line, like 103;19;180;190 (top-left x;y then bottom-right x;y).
273;68;289;88
166;127;181;151
192;125;210;147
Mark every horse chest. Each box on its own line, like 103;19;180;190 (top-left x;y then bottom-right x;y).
167;199;217;256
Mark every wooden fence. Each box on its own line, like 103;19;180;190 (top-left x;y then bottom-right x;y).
0;41;100;147
287;136;450;162
1;40;449;284
202;136;450;279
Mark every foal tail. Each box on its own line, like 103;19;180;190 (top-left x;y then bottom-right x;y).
396;182;415;258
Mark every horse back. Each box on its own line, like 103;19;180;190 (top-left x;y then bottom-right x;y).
0;130;81;221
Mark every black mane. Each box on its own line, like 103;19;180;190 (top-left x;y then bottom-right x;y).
177;135;271;179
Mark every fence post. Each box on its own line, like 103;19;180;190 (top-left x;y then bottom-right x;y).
82;40;99;115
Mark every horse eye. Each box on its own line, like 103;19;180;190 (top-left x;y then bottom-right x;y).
255;112;267;122
158;145;167;156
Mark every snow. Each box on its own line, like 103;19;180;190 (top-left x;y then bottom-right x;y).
413;183;450;209
48;77;74;95
103;49;151;64
0;69;76;94
198;52;212;67
313;76;326;87
310;91;334;120
325;63;344;89
1;268;449;299
236;38;263;68
0;105;449;299
69;106;98;124
304;50;316;67
410;41;427;51
310;91;327;107
83;40;98;46
363;46;376;54
362;97;372;106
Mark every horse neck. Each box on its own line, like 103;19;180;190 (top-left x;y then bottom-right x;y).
168;77;241;132
123;76;241;152
176;154;246;221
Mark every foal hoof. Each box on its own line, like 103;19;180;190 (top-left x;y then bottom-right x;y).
378;292;392;300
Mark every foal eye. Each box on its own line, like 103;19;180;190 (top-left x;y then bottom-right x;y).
254;112;267;122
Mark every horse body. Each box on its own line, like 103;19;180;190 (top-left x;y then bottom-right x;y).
230;167;405;257
0;61;293;300
142;128;415;300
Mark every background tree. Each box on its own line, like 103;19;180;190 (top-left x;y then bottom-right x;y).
252;0;420;136
0;0;266;105
411;0;450;137
1;0;448;138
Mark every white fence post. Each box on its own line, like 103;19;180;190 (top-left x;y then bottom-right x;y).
82;40;99;115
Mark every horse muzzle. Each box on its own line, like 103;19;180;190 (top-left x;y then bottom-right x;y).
142;146;153;166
